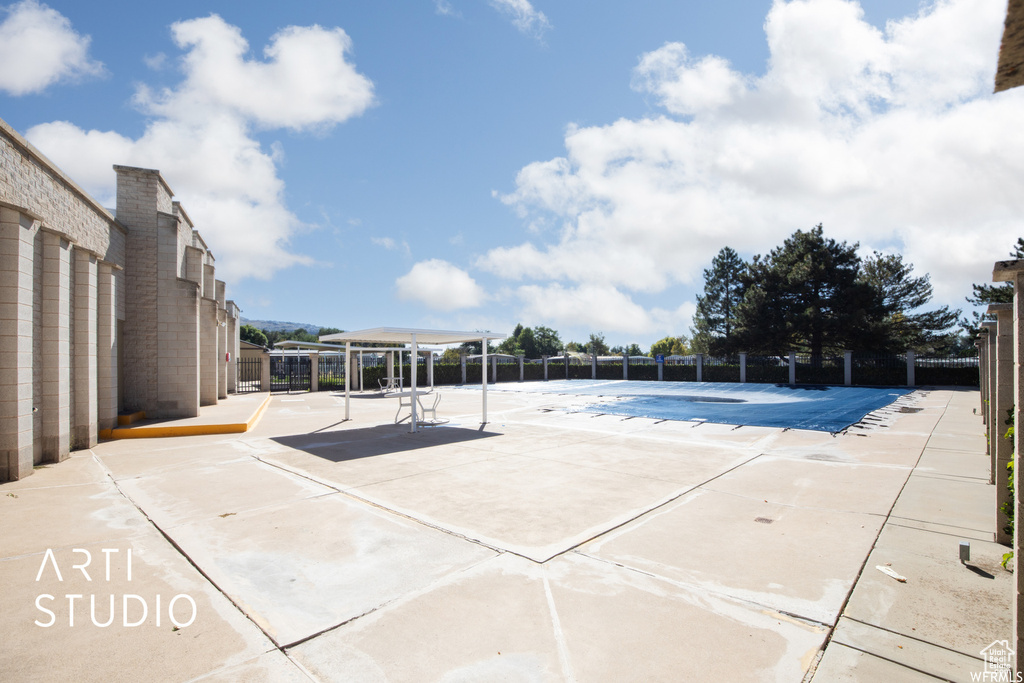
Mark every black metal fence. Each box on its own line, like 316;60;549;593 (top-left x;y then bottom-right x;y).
256;351;979;393
319;355;346;391
270;355;311;393
236;357;262;393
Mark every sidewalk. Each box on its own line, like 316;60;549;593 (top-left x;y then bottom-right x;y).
811;390;1012;682
98;392;270;439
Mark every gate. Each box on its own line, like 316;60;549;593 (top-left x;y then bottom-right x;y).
270;355;311;393
236;357;262;394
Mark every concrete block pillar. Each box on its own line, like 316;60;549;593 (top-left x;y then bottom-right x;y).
0;208;37;481
96;262;120;432
72;250;98;449
260;350;271;392
991;304;1014;545
984;322;999;465
518;355;524;382
788;351;797;386
696;354;704;383
387;352;395;384
977;337;988;419
591;353;597;380
906;349;916;387
844;351;853;386
309;352;319;393
491;356;497;384
225;302;239;393
41;230;71;463
739;352;747;383
623;353;629;380
657;356;663;381
564;348;569;380
199;299;219;406
543;355;548;381
216;281;227;400
427;353;434;387
991;259;1024;676
460;353;466;384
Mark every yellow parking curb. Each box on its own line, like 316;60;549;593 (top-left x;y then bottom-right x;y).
99;394;271;440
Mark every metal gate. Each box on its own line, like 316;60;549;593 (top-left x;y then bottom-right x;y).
236;357;262;393
270;355;311;393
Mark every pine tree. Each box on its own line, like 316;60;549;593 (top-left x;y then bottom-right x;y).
961;238;1024;336
692;247;746;354
734;225;878;359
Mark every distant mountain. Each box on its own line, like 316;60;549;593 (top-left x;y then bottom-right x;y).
241;319;322;334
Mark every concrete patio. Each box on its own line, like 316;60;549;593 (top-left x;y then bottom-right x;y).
0;385;1010;681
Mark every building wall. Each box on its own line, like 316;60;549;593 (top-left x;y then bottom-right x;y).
0;118;240;482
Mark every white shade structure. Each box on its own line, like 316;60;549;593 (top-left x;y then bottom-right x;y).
319;327;506;433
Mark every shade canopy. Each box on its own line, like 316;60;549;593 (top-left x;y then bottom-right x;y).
320;327;505;433
320;327;505;346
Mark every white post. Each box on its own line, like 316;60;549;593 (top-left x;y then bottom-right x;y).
399;349;404;388
359;350;364;392
345;342;351;420
428;351;434;389
410;334;418;433
482;338;488;425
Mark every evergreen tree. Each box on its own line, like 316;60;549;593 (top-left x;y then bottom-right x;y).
859;251;960;352
734;225;878;359
692;247;746;354
961;238;1024;336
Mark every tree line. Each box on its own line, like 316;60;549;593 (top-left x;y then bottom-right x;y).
690;224;967;358
241;226;1010;361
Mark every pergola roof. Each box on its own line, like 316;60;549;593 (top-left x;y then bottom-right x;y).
320;327;505;346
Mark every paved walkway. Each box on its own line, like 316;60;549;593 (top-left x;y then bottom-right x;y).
0;386;1009;681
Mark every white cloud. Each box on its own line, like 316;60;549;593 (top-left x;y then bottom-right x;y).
25;14;374;283
484;0;1018;333
514;284;695;335
435;0;459;17
489;0;550;37
395;259;486;311
0;0;103;95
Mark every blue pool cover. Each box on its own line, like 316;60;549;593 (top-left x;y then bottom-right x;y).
481;380;911;433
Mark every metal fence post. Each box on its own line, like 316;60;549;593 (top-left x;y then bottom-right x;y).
739;352;747;383
788;351;796;385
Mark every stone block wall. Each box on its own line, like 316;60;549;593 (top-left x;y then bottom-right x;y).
0;120;126;482
0;117;241;482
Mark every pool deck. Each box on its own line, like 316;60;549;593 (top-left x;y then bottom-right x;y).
0;385;1009;681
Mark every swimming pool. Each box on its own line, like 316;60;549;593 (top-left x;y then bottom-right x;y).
479;380;912;433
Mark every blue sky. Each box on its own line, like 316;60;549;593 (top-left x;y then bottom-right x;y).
0;0;1019;349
